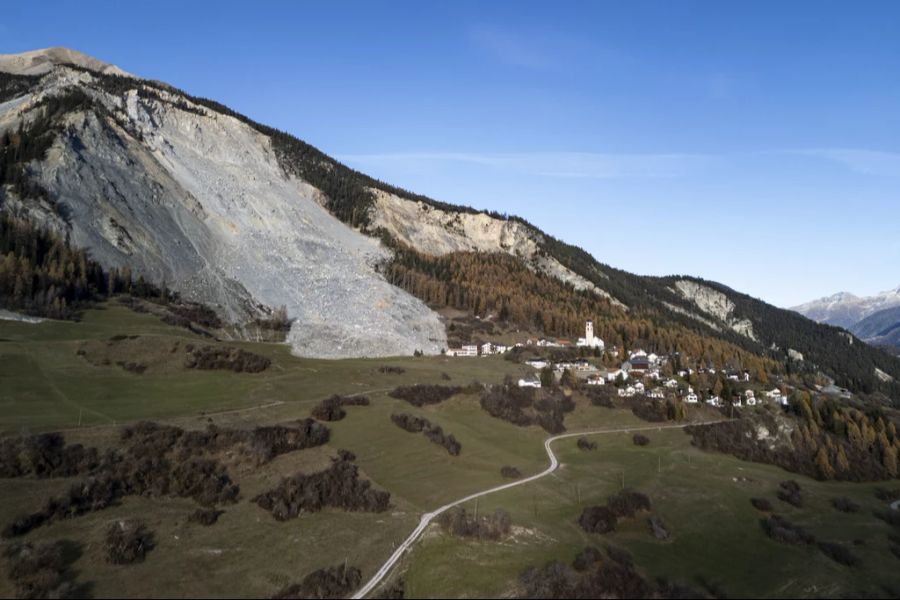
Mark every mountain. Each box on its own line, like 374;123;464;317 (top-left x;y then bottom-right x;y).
850;305;900;353
1;48;899;396
792;286;900;329
0;47;132;77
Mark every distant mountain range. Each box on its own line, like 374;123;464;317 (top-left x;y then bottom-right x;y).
2;47;899;395
793;286;900;352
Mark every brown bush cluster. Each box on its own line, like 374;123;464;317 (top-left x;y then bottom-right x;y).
105;519;154;564
2;420;329;537
500;465;521;479
311;395;370;422
578;490;652;536
3;539;83;599
436;507;512;541
184;345;271;373
253;453;390;521
388;384;462;407
390;413;461;456
519;545;707;599
271;564;362;599
479;376;575;434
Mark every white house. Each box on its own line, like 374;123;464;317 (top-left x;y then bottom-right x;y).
447;345;478;357
664;378;679;389
586;376;605;386
518;378;542;388
732;397;743;407
480;342;494;356
607;368;628;382
525;359;549;370
744;389;755;400
618;385;637;397
648;388;665;399
706;395;723;407
633;382;645;394
685;392;699;404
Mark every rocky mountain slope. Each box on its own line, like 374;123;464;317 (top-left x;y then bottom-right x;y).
0;51;445;358
792;286;900;329
850;305;900;352
1;47;900;394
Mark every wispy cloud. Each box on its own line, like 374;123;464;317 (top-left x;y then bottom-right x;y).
338;151;717;179
790;148;900;177
468;26;556;70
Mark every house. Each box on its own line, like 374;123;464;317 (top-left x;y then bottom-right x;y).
447;345;478;357
648;388;665;399
744;389;755;400
629;355;650;372
664;378;679;389
633;382;646;394
518;378;542;388
746;396;758;406
618;385;637;397
706;395;722;407
647;352;659;364
606;368;628;382
586;376;605;386
647;370;661;380
685;392;699;404
480;342;494;356
525;359;549;370
732;396;743;407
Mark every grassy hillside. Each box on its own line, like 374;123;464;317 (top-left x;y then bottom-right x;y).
2;304;900;598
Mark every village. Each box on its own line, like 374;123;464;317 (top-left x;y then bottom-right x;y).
447;320;793;409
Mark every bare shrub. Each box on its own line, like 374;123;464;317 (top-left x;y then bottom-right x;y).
389;384;461;407
576;437;597;451
188;508;224;526
437;507;512;540
105;520;154;564
378;366;405;374
479;377;574;434
578;506;616;534
272;564;362;599
311;395;370;422
500;466;521;479
831;497;861;513
632;434;650;446
777;480;803;508
184;345;271;373
760;514;815;545
817;541;859;566
607;489;652;518
3;539;81;599
390;413;461;456
254;454;390;520
750;497;773;512
648;516;670;540
519;545;656;599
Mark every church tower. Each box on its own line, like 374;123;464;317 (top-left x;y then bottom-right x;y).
585;320;594;345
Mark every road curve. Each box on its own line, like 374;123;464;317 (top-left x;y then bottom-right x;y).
352;419;726;599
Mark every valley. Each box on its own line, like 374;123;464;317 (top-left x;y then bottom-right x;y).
1;304;899;598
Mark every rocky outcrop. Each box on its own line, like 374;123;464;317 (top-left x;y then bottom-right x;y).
673;280;757;341
370;189;625;307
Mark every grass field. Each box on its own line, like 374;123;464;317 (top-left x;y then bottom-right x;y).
1;302;899;598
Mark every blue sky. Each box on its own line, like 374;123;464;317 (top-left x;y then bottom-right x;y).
3;1;899;307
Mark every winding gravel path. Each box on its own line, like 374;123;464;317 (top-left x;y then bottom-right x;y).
352;419;728;598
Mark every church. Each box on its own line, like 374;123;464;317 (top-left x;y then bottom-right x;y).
576;320;605;349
